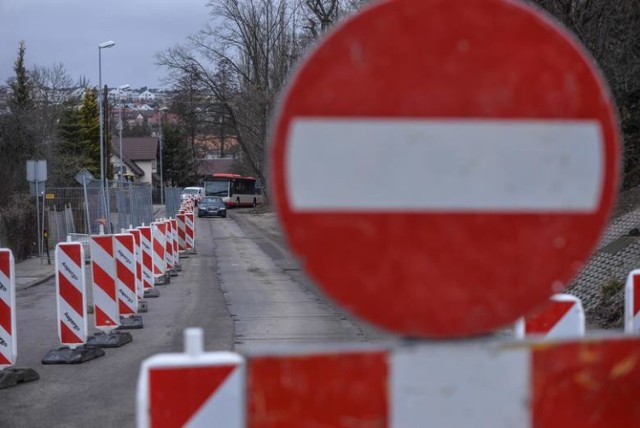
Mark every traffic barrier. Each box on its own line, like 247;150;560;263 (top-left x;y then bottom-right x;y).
137;328;245;428
164;220;176;276
625;269;640;334
170;218;181;271
0;249;17;368
151;222;169;285
138;330;640;427
114;233;143;329
127;228;145;301
87;229;132;348
185;212;195;253
0;249;39;388
138;225;159;298
514;293;585;339
42;241;104;364
176;213;187;253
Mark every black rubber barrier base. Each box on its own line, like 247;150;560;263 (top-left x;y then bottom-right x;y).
86;331;133;348
169;269;178;277
42;345;105;365
174;263;182;272
179;253;189;259
144;288;160;298
138;300;149;312
118;315;143;330
0;368;39;389
154;274;170;286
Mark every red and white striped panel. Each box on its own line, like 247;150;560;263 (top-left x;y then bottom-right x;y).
515;293;585;339
163;220;175;272
55;242;87;346
115;233;138;316
176;214;187;252
185;213;195;250
151;222;167;278
0;249;16;368
170;219;179;264
90;234;120;332
138;336;640;427
625;269;640;334
138;226;154;290
138;334;244;427
128;228;144;300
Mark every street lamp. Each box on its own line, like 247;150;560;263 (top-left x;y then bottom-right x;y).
158;107;168;205
98;40;115;231
117;84;130;186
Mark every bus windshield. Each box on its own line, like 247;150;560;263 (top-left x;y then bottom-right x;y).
205;180;229;197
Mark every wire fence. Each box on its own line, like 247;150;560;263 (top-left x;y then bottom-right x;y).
42;180;153;248
164;187;184;219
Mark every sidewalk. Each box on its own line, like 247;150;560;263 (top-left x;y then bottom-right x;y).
15;255;56;291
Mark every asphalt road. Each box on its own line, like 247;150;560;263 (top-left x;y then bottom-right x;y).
1;212;389;427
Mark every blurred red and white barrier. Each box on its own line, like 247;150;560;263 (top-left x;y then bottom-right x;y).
625;269;640;334
138;332;640;427
0;249;16;367
515;293;584;339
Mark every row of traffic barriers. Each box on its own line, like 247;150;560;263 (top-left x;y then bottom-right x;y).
0;199;198;389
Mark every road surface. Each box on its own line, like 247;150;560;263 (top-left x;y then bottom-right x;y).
0;212;388;427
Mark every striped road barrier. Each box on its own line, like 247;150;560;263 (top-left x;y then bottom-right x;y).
0;249;38;387
514;294;585;339
42;241;104;364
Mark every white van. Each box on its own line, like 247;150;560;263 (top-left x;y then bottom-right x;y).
180;187;205;205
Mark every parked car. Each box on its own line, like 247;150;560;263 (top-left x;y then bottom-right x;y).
198;196;227;218
181;187;205;205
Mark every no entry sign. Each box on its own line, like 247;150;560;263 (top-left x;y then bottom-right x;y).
271;0;620;337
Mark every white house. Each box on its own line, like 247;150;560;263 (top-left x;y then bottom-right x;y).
137;90;156;102
110;136;159;185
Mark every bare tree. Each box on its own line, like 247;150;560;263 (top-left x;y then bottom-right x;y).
29;63;74;156
158;0;303;188
531;0;640;188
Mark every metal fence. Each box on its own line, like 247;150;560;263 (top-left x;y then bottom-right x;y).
42;180;153;248
111;182;154;232
164;187;184;219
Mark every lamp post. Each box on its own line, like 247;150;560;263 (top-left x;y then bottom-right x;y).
117;84;130;186
98;40;115;187
158;107;168;205
98;40;115;231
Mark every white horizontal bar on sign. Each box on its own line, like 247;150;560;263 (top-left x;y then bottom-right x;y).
390;343;531;427
285;119;604;212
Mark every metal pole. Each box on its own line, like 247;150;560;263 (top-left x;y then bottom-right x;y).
82;176;91;235
34;178;41;261
119;108;123;187
99;48;104;189
159;111;164;205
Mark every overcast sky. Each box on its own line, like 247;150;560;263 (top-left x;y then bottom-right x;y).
0;0;210;89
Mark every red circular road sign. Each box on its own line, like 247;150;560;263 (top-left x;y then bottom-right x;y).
271;0;620;337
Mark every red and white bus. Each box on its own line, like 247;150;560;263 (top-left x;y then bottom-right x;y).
203;173;264;208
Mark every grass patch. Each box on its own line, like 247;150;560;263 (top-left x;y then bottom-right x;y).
600;278;624;300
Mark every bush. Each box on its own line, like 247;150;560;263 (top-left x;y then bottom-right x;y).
0;193;36;260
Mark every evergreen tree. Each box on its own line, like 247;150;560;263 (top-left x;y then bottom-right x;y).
80;88;101;177
162;122;197;186
8;41;33;113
